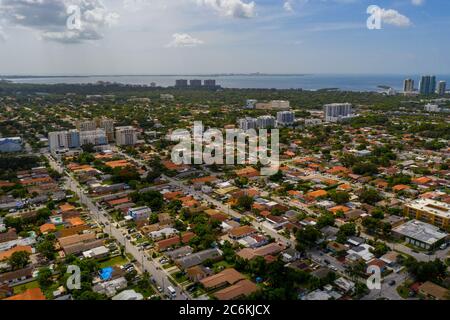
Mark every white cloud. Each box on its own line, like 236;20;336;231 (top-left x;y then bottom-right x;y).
0;26;6;42
379;8;412;27
166;33;204;47
411;0;425;6
196;0;256;19
283;1;294;13
0;0;119;43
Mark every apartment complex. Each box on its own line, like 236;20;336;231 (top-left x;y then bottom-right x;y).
48;129;81;151
238;117;258;131
115;126;138;146
324;103;354;122
276;111;295;126
419;75;437;95
403;78;414;93
403;199;450;230
256;115;276;129
437;81;447;96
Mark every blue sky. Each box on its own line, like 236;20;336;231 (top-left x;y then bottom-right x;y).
0;0;449;74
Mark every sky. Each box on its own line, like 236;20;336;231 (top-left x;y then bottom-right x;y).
0;0;449;75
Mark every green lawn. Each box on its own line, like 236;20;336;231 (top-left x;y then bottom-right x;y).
171;271;188;284
396;284;413;299
131;285;155;298
212;260;234;272
13;280;40;294
98;256;128;268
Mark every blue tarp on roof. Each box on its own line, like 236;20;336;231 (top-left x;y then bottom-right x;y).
100;267;113;280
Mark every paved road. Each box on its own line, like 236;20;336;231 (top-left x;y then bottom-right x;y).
361;231;450;263
362;271;409;301
46;154;190;300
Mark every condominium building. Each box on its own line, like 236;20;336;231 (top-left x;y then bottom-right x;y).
270;100;290;110
189;79;202;88
76;120;97;132
97;118;115;142
256;115;276;129
48;129;80;151
403;199;450;230
255;100;290;110
437;81;447;96
403;78;414;93
79;129;108;146
276;111;295;126
175;79;188;88
115;126;138;146
238;117;258;131
419;75;437;95
324;103;354;122
204;79;216;87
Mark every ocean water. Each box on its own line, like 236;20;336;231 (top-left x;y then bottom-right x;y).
4;74;450;92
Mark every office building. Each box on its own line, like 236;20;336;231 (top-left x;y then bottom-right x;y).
276;111;295;126
97;118;115;142
437;81;446;96
76;120;97;132
324;103;354;122
419;75;436;95
257;115;276;129
238;117;258;131
403;198;450;229
0;137;22;153
49;130;80;151
115;126;138;146
175;79;188;88
79;129;108;146
403;78;414;93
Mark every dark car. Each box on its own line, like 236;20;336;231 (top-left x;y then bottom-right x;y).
388;280;396;286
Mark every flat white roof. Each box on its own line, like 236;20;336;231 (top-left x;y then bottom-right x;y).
406;199;450;219
393;219;447;245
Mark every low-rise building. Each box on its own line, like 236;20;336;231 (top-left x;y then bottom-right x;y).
200;268;245;291
403;199;450;229
392;219;448;250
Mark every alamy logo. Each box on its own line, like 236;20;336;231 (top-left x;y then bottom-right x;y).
170;121;280;176
66;5;82;30
366;265;381;290
66;265;81;290
367;5;382;30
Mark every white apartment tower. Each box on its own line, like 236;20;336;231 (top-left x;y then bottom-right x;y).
276;111;295;126
115;126;138;146
76;120;97;131
257;115;276;129
403;79;414;93
324;103;354;122
238;117;258;131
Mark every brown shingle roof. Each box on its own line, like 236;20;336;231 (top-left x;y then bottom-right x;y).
213;279;258;300
200;268;245;289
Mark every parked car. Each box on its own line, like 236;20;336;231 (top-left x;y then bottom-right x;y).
388;280;396;286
